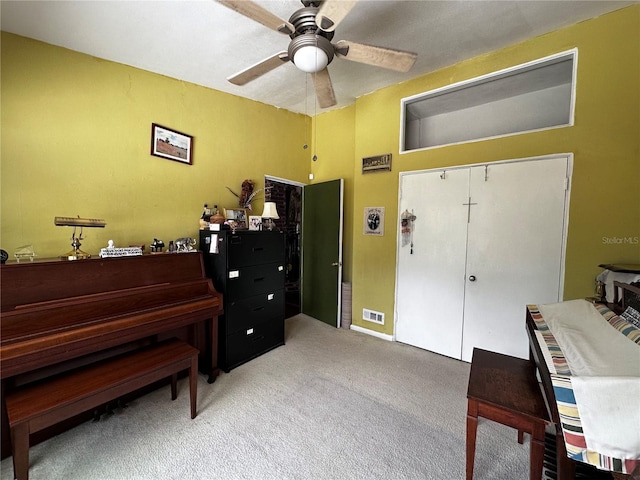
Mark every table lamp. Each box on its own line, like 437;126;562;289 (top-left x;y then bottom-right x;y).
55;216;106;260
261;202;279;231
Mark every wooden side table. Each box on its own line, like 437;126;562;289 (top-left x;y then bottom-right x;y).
466;347;550;480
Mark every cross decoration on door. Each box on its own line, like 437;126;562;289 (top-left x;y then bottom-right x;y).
462;197;478;223
401;209;417;254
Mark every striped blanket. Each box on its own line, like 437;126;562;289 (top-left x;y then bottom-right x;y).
528;301;640;474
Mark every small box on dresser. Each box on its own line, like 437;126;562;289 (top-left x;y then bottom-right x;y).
199;230;285;372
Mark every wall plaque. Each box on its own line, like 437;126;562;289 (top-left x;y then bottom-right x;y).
362;153;392;174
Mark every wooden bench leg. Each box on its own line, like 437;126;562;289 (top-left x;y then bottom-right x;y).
466;399;478;480
171;373;178;401
189;354;198;419
11;422;30;480
169;356;197;419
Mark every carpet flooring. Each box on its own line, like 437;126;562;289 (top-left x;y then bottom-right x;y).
1;314;531;479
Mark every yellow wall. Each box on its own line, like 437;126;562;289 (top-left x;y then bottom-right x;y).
309;106;356;281
1;32;310;257
2;6;639;340
347;6;640;335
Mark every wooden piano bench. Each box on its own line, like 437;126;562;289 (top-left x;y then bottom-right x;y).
5;339;199;480
466;347;550;480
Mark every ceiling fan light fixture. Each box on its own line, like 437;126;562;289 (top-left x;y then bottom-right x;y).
293;46;329;73
288;34;334;74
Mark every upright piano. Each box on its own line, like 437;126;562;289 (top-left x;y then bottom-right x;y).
0;252;223;458
526;288;640;479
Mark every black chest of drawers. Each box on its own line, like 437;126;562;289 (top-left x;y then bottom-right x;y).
199;230;285;372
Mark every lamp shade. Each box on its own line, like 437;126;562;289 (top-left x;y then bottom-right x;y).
288;34;334;74
293;46;329;73
261;202;280;219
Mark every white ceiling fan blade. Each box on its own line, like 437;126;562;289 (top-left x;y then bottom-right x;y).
227;52;290;86
315;0;358;32
335;40;417;73
311;68;337;109
217;0;294;35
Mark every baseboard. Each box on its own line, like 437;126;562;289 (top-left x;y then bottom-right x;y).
350;324;394;342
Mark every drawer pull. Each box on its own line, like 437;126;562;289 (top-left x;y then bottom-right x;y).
253;277;265;283
252;306;265;312
252;335;265;343
252;247;264;252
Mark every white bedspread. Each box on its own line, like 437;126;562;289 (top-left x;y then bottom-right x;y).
538;299;640;460
570;376;640;459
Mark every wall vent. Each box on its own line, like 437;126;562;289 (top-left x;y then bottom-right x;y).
362;308;384;325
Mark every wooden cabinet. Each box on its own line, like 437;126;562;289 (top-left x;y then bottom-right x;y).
199;230;285;371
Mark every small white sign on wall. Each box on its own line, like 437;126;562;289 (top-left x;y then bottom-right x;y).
364;207;384;236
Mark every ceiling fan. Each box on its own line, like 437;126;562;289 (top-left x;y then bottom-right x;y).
218;0;418;109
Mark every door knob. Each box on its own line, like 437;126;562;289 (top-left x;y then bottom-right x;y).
469;275;476;282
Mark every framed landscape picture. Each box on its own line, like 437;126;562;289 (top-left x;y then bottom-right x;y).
151;123;193;165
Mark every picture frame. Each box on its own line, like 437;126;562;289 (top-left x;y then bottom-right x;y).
364;207;385;236
150;123;193;165
249;216;262;231
224;208;248;230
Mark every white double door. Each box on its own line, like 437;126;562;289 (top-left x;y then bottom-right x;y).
395;156;570;362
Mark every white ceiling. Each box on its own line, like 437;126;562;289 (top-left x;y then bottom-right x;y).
1;0;635;115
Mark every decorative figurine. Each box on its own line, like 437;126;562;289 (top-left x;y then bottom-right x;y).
200;204;215;229
175;238;196;252
14;245;36;262
150;238;165;253
210;205;225;225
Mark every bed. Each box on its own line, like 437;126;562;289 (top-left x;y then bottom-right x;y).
526;282;640;479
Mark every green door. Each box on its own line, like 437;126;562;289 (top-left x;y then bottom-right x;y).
302;179;343;327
